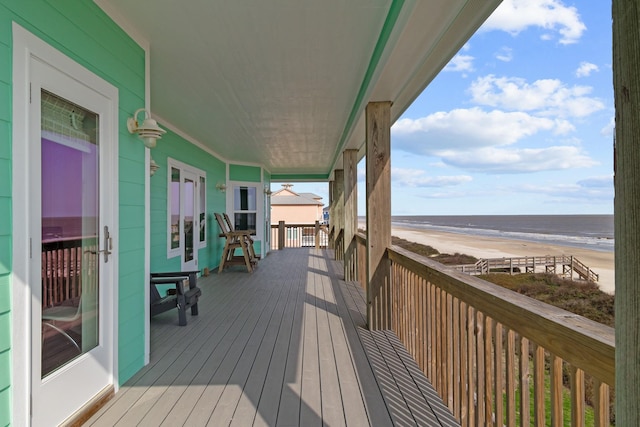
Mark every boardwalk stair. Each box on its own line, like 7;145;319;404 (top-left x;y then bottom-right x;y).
454;255;599;282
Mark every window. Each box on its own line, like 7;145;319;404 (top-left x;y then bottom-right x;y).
167;159;206;258
233;185;257;234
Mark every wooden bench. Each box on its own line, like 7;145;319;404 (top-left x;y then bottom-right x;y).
150;271;202;326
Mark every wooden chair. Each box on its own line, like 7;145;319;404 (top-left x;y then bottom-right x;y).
215;212;258;273
223;212;258;260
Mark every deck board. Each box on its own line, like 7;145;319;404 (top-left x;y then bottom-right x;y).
86;248;459;426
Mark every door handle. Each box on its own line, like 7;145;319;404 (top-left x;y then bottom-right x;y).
101;225;113;263
85;226;112;262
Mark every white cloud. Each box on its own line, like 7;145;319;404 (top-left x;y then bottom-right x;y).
469;75;605;118
418;191;470;199
440;146;597;173
576;61;599;77
482;0;586;45
495;47;513;62
577;175;613;188
518;177;613;201
393;107;572;155
392;168;472;187
600;117;615;137
444;54;474;73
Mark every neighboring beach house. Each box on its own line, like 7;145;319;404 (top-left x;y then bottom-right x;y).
0;1;635;425
270;184;324;225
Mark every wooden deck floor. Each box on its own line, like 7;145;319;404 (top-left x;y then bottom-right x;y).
86;249;458;426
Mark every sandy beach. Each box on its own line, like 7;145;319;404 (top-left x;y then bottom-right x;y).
389;225;615;294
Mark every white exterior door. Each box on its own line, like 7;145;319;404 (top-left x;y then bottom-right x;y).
27;47;117;426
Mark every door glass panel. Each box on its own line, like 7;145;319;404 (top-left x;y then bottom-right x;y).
184;177;194;262
40;90;99;377
170;168;180;250
199;176;206;243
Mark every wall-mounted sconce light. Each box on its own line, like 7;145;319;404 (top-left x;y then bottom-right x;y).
264;186;272;195
127;108;166;148
149;156;159;176
216;182;227;192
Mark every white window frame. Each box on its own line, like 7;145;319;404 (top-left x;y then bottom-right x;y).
167;158;206;259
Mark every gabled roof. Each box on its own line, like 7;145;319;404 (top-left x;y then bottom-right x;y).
271;188;324;206
97;0;502;180
298;192;322;201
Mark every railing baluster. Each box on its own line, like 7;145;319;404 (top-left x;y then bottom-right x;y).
442;289;450;407
533;344;546;426
453;296;461;420
506;330;516;427
494;322;503;427
428;280;436;382
550;354;563;427
571;366;585;427
460;301;469;427
467;306;476;425
476;311;485;426
593;378;610;427
447;292;454;411
484;315;493;427
519;336;530;427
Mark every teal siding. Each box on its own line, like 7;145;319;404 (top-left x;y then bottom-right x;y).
229;164;261;182
150;128;227;273
0;0;147;420
0;352;9;427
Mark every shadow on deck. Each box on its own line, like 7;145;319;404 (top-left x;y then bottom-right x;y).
86;248;458;426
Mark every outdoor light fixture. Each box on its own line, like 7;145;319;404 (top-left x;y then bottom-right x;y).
216;182;227;192
264;186;272;195
149;157;159;176
127;108;166;148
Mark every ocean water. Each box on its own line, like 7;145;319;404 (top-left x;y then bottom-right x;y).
389;215;614;253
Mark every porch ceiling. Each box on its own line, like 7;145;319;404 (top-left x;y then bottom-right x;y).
96;0;501;179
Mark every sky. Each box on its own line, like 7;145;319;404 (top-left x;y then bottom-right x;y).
276;0;614;216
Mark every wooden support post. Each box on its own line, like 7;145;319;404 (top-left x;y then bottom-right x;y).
328;180;335;249
314;220;320;250
278;220;285;250
366;101;392;330
613;1;640;423
344;149;358;281
333;169;345;260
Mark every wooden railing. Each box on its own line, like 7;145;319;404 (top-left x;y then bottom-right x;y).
42;237;98;308
354;233;614;426
270;221;329;249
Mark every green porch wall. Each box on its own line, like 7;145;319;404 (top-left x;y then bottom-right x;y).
0;0;147;421
229;164;261;182
149;128;227;273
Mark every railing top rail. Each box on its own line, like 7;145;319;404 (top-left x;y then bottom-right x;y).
270;223;321;228
387;244;615;385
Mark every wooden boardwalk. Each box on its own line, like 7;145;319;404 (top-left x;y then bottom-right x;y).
86;248;458;426
454;254;599;282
